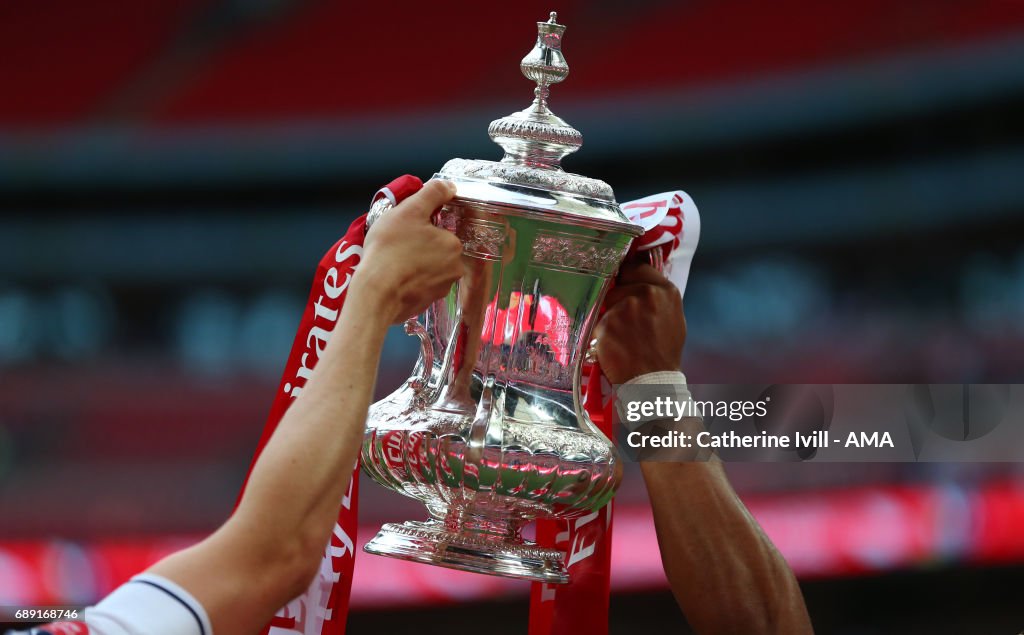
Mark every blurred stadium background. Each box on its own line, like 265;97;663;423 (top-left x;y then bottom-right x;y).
2;1;1024;632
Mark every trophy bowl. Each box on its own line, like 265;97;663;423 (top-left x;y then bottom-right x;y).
360;12;641;583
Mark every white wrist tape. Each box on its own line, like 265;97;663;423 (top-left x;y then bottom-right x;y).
618;370;698;432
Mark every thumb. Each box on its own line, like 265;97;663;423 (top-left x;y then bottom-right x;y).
380;174;423;205
395;179;456;220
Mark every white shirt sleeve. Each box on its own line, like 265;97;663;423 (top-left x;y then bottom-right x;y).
82;573;213;635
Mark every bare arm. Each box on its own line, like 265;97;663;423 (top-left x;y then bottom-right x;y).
640;458;811;634
148;289;386;635
594;262;812;634
147;180;464;635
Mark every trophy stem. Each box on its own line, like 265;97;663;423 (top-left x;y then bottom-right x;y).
443;508;523;540
364;515;569;584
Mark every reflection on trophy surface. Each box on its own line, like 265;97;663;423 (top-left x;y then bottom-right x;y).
360;12;642;583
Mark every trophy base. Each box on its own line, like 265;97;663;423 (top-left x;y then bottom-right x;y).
364;520;569;584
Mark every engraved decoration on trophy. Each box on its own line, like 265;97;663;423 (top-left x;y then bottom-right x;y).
360;12;642;583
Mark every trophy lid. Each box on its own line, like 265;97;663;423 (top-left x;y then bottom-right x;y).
436;12;642;236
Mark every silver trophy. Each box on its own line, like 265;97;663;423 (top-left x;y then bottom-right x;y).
361;12;642;583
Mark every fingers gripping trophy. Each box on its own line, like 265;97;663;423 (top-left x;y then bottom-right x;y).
361;12;643;583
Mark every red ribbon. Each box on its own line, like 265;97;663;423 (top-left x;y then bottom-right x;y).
529;361;616;635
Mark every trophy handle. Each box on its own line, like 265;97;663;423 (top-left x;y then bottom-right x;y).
585;249;664;364
367;194;434;398
404;316;433;396
647;246;665;272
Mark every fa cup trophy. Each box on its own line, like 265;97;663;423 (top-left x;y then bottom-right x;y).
361;12;642;583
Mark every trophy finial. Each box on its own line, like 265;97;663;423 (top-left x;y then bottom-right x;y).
487;13;582;170
520;12;568;111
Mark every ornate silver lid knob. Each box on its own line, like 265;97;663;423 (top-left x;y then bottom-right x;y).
487;12;583;170
521;12;569;106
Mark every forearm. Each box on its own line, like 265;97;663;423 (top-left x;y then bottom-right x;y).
149;281;388;635
641;458;812;634
233;285;385;557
